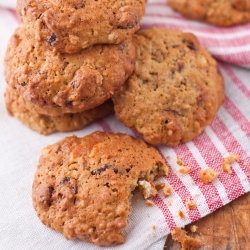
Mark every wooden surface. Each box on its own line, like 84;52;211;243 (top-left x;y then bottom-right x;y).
164;192;250;250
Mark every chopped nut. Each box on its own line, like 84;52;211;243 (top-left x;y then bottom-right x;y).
163;186;172;198
155;182;165;191
178;210;186;219
222;153;240;174
186;200;197;211
138;180;158;199
200;168;219;184
190;225;198;233
171;227;201;250
145;200;154;206
178;166;191;174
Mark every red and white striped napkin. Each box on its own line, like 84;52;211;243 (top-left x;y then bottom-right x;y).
0;1;250;250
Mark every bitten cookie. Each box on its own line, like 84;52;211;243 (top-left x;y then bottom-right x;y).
17;0;145;53
32;132;168;246
112;28;224;147
5;86;114;135
4;25;135;113
168;0;250;27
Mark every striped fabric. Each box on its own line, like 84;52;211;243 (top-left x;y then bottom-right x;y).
0;1;249;250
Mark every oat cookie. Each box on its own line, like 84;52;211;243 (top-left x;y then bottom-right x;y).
32;132;168;245
168;0;250;27
5;86;114;135
4;26;135;114
112;28;224;147
16;0;145;53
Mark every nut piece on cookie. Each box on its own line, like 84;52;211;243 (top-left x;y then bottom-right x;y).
4;25;135;114
168;0;250;27
16;0;145;53
32;132;168;246
112;27;224;147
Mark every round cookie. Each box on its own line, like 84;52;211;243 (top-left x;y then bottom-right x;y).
5;86;114;135
112;28;224;147
32;132;168;246
4;25;135;113
16;0;145;53
168;0;250;27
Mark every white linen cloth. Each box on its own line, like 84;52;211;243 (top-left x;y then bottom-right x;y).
0;1;250;249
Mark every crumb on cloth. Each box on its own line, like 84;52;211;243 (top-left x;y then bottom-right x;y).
178;210;186;219
179;166;191;174
186;200;197;211
200;168;219;184
155;182;165;190
222;153;240;174
163;186;172;198
138;180;158;199
145;200;154;206
171;227;201;250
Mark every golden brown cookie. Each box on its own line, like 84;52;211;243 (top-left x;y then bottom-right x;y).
32;131;168;246
4;25;135;113
168;0;250;27
16;0;145;53
5;86;114;135
112;28;224;147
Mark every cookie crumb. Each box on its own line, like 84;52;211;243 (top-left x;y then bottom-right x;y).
176;156;184;166
178;210;186;219
178;166;191;174
155;182;165;190
186;200;197;211
171;227;201;250
138;180;158;199
190;225;198;233
222;153;240;174
163;186;172;198
168;199;173;206
152;225;156;230
145;200;154;206
200;168;219;184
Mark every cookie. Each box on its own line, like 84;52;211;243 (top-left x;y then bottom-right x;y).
168;0;250;27
16;0;145;53
112;28;224;147
5;86;114;135
32;131;168;245
4;25;135;113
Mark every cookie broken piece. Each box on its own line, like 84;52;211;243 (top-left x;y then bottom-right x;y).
171;227;201;250
32;131;168;246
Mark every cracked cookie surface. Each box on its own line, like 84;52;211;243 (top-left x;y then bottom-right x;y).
4;86;114;135
112;28;224;147
17;0;145;53
4;25;135;113
168;0;250;26
32;131;168;246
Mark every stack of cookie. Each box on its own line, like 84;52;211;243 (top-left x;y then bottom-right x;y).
4;0;146;135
